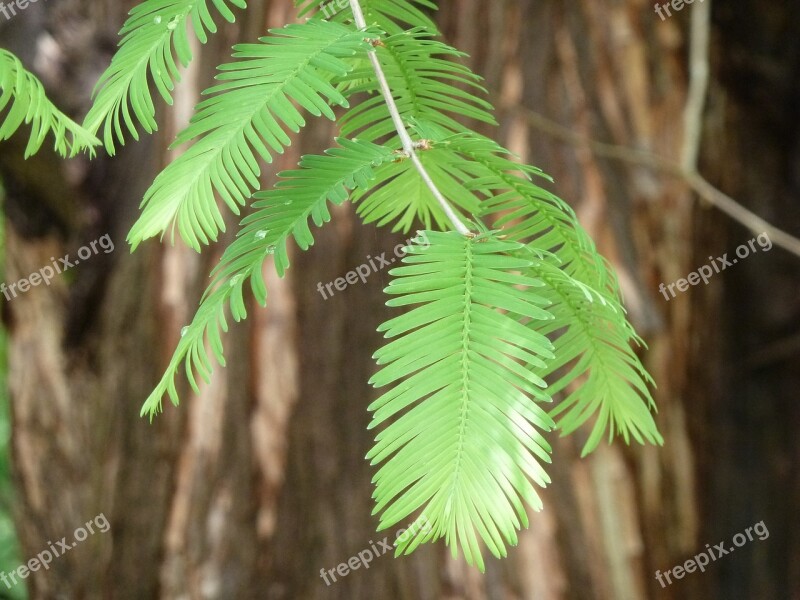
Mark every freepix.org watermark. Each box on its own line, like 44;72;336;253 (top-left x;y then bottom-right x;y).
658;232;771;301
317;0;349;20
0;513;110;591
655;520;769;588
319;515;431;586
316;232;430;300
0;0;48;23
654;0;705;21
1;233;114;301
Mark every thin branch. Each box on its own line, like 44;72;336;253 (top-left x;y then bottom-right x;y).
681;0;711;171
520;109;800;258
347;0;472;236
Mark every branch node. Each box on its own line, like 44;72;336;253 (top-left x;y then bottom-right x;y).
412;139;433;151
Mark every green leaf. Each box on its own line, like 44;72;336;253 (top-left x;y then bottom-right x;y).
430;131;617;296
368;230;556;571
350;147;482;233
338;28;496;142
416;130;660;454
0;49;99;158
141;137;396;418
528;257;662;456
83;0;247;154
128;21;372;252
295;0;439;33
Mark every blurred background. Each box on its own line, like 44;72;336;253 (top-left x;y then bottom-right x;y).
0;0;798;598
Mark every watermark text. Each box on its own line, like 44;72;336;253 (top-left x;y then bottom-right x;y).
654;0;705;21
1;233;114;302
316;232;430;300
655;520;769;588
319;515;431;586
0;513;110;590
658;232;771;301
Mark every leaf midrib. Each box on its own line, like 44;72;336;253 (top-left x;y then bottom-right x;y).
446;238;474;513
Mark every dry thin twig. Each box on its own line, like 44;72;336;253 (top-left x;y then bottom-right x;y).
682;0;711;171
520;109;800;258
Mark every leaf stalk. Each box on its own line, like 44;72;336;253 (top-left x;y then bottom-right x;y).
347;0;472;235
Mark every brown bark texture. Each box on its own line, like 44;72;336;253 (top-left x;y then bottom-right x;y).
0;0;798;599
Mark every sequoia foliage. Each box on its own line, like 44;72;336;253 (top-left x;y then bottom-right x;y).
0;0;662;570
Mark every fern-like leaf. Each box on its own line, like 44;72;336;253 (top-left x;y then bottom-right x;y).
368;230;556;571
141;138;395;417
296;0;438;33
339;28;496;143
83;0;247;154
362;126;612;294
350;146;482;233
358;126;660;451
423;132;660;452
431;132;617;296
0;49;99;158
529;258;662;456
128;21;372;252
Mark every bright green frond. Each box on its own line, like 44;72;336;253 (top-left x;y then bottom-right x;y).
338;29;496;142
296;0;439;33
350;147;481;233
127;21;372;252
126;1;664;575
368;230;556;571
83;0;247;154
464;140;660;452
141;137;395;418
214;137;395;283
528;258;662;456
430;131;619;297
0;49;99;158
139;282;232;420
422;131;658;455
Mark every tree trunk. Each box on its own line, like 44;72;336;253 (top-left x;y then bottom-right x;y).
1;1;797;599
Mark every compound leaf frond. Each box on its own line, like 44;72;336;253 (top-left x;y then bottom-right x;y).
296;0;439;33
128;21;372;252
141;137;395;418
339;28;496;143
84;0;247;154
529;258;662;456
351;147;482;233
0;49;99;158
368;230;556;571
